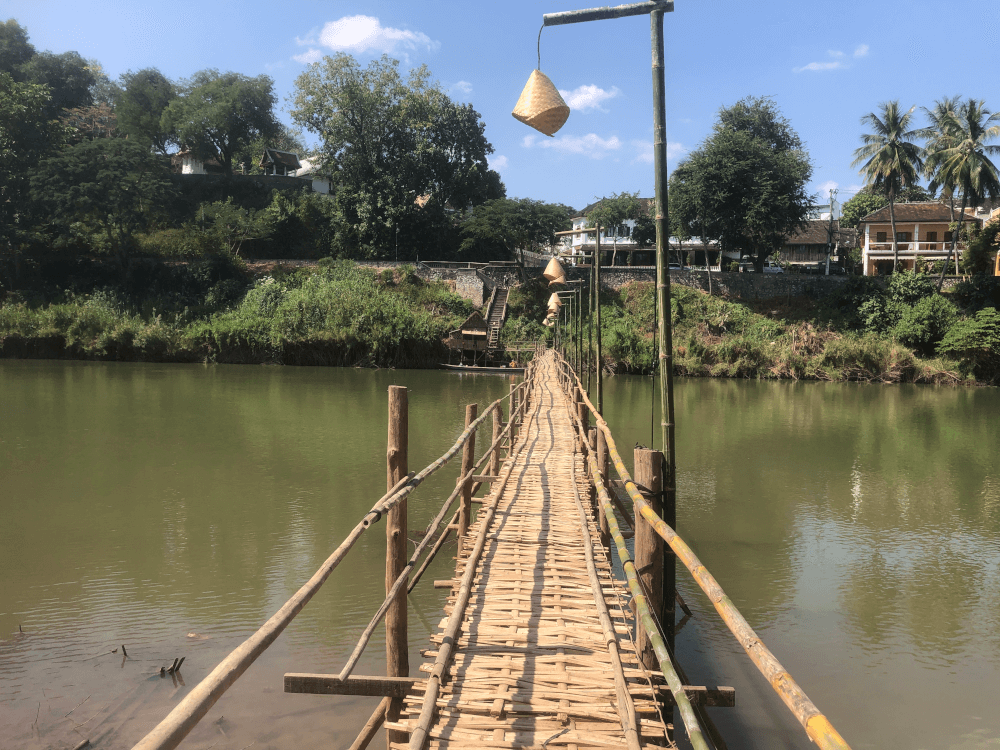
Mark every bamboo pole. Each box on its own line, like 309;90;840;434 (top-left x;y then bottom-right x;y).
633;448;664;673
129;471;413;750
407;378;538;750
457;404;478;539
386;386;409;750
596;426;610;550
490;403;502;477
569;454;641;750
561;356;852;750
568;406;708;750
349;697;391;750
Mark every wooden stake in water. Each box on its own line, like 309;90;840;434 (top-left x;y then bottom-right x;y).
457;404;478;539
386;386;409;750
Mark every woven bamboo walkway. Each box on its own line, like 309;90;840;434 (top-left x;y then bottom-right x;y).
388;353;670;750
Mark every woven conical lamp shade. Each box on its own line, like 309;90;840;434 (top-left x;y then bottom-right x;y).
512;70;570;137
547;293;562;309
543;257;566;283
543;319;555;327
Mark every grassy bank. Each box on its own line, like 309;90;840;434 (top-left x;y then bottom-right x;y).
2;259;998;384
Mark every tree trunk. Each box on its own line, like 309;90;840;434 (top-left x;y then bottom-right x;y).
889;195;899;273
938;192;967;291
702;221;712;295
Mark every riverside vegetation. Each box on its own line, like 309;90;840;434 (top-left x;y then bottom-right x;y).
2;258;998;384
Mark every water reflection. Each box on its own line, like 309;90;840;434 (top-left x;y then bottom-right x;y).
2;362;1000;749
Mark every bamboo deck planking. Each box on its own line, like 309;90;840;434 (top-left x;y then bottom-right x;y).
389;354;671;750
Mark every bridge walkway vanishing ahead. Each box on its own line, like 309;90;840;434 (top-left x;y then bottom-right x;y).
389;352;669;750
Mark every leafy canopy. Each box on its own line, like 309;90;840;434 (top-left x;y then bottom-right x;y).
669;96;813;271
459;198;572;262
291;53;503;255
30;139;177;261
117;68;178;153
162;69;280;175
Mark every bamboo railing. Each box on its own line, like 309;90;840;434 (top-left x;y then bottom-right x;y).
553;352;852;750
131;366;536;750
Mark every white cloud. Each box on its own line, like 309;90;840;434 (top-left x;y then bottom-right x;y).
818;180;839;194
794;44;868;73
490;155;509;171
296;15;439;59
452;80;473;95
631;139;686;164
293;48;323;64
522;132;622;158
558;84;621;112
794;59;847;73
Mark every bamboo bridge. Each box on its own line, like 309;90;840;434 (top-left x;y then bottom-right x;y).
131;350;851;750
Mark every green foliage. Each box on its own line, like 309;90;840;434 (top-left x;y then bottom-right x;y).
460;198;572;262
292;53;503;256
30;139;177;263
937;307;1000;382
886;269;936;306
200;198;264;256
962;218;1000;274
117;68;177;153
162;69;280;175
892;294;958;353
952;273;1000;313
670;96;813;271
840;190;887;229
0;71;66;247
20;50;94;118
0;19;35;80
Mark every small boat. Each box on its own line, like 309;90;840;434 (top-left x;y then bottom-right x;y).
439;363;525;374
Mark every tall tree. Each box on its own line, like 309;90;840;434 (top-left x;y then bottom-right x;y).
585;192;641;266
117;68;176;152
30;139;176;269
852;101;923;273
21;50;94;118
161;69;279;175
670;96;812;272
291;53;503;255
0;72;64;271
459;198;572;263
0;18;35;80
921;98;1000;289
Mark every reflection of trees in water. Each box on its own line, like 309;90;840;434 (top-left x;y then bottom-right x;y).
602;373;1000;658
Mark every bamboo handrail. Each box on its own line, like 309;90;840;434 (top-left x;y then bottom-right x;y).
407;362;539;750
133;377;533;750
567;403;709;750
130;471;414;750
336;389;530;681
568;447;642;750
556;355;852;750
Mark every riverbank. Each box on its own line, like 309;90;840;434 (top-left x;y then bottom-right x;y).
1;258;996;384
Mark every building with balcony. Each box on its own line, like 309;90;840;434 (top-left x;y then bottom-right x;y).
858;202;983;275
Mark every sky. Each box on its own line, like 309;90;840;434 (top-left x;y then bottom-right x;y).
7;0;999;212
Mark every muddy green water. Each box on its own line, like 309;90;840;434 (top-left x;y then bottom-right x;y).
1;361;998;750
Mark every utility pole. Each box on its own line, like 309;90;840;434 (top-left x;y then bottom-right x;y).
826;188;837;276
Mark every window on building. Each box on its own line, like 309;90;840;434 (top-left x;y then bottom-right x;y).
876;232;887;242
925;231;938;242
896;232;911;242
944;230;954;242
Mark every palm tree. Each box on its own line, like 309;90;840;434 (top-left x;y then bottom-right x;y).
922;98;1000;289
852;101;923;273
919;95;963;232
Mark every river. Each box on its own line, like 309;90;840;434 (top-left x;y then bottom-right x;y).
1;361;998;750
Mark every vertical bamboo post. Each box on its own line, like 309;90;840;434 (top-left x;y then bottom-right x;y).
509;382;518;450
457;403;478;539
490;403;502;477
634;448;666;672
597;428;610;550
587;427;598;518
385;386;409;750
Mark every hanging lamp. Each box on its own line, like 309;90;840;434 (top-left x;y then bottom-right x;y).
512;70;570;137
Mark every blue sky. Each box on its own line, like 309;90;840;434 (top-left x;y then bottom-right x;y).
7;0;998;211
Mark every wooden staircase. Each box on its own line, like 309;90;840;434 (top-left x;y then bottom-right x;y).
485;287;509;352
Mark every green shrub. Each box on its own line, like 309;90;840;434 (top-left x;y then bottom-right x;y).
937;307;1000;383
952;274;1000;314
892;294;958;353
886;270;936;307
